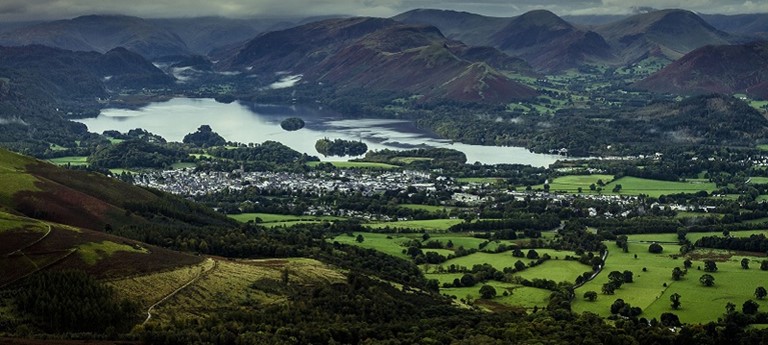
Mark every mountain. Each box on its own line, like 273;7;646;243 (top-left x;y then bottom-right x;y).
702;13;768;39
489;10;613;71
635;41;768;99
395;9;613;72
595;9;736;64
148;16;302;55
222;17;537;102
393;9;511;49
0;45;173;100
0;15;192;59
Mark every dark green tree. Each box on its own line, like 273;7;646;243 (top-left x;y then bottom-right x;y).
670;293;681;309
755;286;767;300
479;285;497;299
699;274;715;287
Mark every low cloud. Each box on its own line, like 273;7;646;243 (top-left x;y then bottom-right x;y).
0;0;764;22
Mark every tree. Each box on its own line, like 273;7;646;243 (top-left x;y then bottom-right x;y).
422;232;431;241
670;293;681;310
610;299;625;314
672;267;684;281
608;271;624;287
741;258;750;269
683;259;692;269
584;291;598;301
648;243;663;253
743;300;760;314
622;270;634;283
726;302;736;314
660;312;681;327
761;260;768;271
355;234;365;243
703;260;718;272
755;286;767;300
612;184;622;193
460;274;476;287
589;183;596;191
526;249;539;259
514;260;527;271
602;283;616;295
699;274;715;287
479;285;497;299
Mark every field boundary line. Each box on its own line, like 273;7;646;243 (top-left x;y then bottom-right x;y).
5;223;52;257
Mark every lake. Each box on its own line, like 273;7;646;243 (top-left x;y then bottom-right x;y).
75;98;564;167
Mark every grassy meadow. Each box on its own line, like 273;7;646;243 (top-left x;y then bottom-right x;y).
572;240;768;323
535;174;717;197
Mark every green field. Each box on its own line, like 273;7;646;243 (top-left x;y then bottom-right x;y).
365;218;465;231
572;241;768;323
535;175;717;197
427;273;552;309
306;161;399;169
439;250;586;281
456;177;505;184
229;213;344;225
605;177;716;197
47;156;89;166
749;177;768;184
626;230;768;244
535;174;615;192
399;204;454;212
332;232;411;259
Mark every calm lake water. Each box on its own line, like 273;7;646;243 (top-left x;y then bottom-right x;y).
75;98;564;167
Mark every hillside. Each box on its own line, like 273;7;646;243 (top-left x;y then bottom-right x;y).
0;148;234;232
702;13;768;38
635;42;768;99
221;17;537;102
0;15;192;59
489;10;614;71
596;9;736;64
395;9;613;72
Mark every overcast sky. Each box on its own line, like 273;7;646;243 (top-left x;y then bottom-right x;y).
2;0;767;21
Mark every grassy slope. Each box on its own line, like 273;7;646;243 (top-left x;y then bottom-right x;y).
535;174;717;197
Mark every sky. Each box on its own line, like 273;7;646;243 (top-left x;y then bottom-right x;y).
1;0;768;21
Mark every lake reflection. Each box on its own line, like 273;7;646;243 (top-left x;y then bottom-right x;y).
75;98;563;167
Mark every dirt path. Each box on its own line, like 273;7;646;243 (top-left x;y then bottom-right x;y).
142;258;217;325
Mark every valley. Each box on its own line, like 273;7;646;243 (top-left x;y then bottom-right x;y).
1;2;768;344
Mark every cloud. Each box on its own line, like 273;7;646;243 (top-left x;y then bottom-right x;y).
0;0;765;22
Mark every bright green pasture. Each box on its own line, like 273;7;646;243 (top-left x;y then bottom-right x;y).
604;177;716;197
229;213;343;224
749;177;768;184
365;218;464;231
572;241;768;323
47;156;88;166
535;174;615;192
439;250;585;280
399;204;454;212
332;232;410;259
456;177;504;184
626;230;768;244
430;275;552;309
306;161;399;169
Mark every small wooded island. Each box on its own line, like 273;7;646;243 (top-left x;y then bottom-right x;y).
280;117;305;131
315;138;368;157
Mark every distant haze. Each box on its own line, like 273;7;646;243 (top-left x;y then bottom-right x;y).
2;0;767;21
